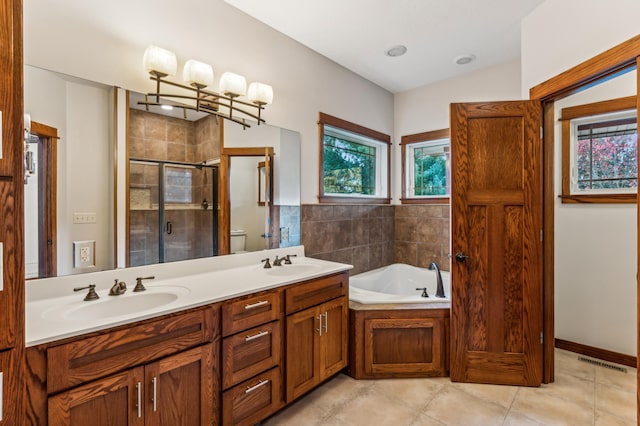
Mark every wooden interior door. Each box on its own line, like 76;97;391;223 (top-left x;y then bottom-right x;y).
450;100;543;386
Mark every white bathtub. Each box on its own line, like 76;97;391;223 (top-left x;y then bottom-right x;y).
349;263;451;304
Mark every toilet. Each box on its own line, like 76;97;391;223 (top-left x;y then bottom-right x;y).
230;229;247;253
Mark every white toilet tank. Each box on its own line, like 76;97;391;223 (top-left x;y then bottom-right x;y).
230;229;247;253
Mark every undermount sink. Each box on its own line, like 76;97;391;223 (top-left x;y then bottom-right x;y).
42;286;190;321
265;263;322;276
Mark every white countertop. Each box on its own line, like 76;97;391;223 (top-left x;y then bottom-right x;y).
26;247;352;347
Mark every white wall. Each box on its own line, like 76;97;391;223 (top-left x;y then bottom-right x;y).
393;60;522;202
522;0;639;355
24;66;114;276
23;0;394;205
25;143;39;278
230;157;266;251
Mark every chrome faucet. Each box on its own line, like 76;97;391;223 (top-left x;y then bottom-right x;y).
428;262;446;298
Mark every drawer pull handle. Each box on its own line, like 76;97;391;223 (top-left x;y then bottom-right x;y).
324;311;329;334
245;379;270;394
136;382;142;418
245;300;269;310
317;314;323;337
245;330;269;341
152;376;157;412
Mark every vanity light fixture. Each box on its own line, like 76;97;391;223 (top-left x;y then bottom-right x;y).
139;45;273;129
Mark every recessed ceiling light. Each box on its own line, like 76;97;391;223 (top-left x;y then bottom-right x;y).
386;45;407;57
454;54;476;65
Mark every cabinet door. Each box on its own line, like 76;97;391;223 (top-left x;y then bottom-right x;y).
319;297;348;380
48;367;145;426
145;343;217;426
285;306;320;402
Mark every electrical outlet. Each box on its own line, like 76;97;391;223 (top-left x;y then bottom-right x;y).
73;213;97;224
73;240;96;268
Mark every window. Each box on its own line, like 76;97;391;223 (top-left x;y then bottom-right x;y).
561;96;637;203
400;129;450;204
318;113;390;203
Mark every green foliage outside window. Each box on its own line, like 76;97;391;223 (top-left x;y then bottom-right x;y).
323;136;376;195
414;149;447;196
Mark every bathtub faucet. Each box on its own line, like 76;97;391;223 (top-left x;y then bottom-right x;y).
428;262;446;298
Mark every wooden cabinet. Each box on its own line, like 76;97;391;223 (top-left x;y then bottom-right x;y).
48;344;215;425
221;289;284;425
26;306;220;424
285;272;348;402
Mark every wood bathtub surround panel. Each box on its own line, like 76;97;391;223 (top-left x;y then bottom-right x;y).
348;308;450;379
46;307;216;394
221;289;282;337
48;367;145;426
222;320;282;389
222;366;282;426
285;272;348;315
450;101;542;386
365;318;441;374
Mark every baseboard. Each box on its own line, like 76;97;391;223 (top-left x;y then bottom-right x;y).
555;338;637;368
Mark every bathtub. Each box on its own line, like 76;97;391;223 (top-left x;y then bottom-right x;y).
349;263;451;304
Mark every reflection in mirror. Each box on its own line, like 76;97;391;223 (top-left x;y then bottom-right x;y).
127;92;301;264
223;123;301;254
24;65;114;278
127;92;221;267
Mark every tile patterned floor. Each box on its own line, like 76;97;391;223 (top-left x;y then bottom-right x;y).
265;349;637;425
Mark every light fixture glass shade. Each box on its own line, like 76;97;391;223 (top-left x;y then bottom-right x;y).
248;82;274;105
219;72;247;97
143;45;177;77
182;60;214;88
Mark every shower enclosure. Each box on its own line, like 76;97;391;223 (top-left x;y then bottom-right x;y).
128;159;218;267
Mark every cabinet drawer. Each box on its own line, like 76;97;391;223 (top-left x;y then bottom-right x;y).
222;320;282;389
285;271;348;314
222;366;282;426
222;289;282;337
47;307;217;394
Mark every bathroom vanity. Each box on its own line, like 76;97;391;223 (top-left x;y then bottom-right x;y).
24;248;351;425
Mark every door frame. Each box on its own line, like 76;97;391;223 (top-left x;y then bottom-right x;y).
529;35;640;406
29;121;58;278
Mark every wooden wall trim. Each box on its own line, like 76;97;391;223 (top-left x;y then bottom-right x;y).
530;34;640;100
556;338;637;368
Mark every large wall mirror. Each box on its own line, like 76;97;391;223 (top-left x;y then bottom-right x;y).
24;65;301;278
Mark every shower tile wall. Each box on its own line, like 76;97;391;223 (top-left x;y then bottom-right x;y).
394;205;450;271
301;204;450;275
301;205;395;275
128;110;220;266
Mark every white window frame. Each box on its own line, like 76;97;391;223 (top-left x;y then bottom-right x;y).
405;138;450;199
323;125;388;199
569;109;637;196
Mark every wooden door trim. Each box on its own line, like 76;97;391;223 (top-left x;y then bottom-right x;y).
30;121;58;278
530;34;640;101
529;35;640;394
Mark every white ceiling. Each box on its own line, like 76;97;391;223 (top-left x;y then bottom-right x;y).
224;0;545;93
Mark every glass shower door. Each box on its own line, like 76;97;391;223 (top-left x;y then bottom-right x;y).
129;161;218;266
163;164;217;263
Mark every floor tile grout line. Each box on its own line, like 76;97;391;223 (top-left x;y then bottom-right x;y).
501;385;521;425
